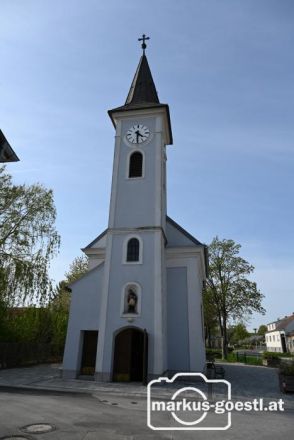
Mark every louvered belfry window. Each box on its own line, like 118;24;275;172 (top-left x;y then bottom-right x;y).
129;151;143;178
127;238;140;262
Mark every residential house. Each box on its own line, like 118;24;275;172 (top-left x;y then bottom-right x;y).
265;314;294;353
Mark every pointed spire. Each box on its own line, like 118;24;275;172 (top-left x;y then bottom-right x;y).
108;36;173;145
125;54;160;106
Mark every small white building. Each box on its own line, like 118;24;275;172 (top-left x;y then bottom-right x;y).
265;314;294;353
62;44;207;382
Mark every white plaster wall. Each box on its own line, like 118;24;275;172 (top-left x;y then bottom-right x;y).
88;257;104;270
95;229;166;378
166;266;190;371
108;114;167;230
62;264;104;375
265;331;283;352
166;251;206;372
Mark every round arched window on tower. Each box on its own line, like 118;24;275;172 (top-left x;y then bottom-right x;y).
129;151;143;178
127;237;140;262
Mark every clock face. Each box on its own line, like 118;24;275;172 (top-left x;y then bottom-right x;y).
126;124;150;144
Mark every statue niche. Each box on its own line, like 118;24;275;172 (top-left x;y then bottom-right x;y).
125;288;138;314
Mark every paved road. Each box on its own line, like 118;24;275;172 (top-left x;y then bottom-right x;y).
215;362;286;399
0;388;293;440
0;363;293;439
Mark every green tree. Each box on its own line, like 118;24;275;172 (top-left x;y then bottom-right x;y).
0;165;60;305
206;237;265;359
65;255;89;284
257;324;267;336
229;323;249;345
50;255;89;350
7;307;53;343
51;255;88;306
203;287;219;348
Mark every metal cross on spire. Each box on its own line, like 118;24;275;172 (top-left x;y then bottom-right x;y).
138;34;150;54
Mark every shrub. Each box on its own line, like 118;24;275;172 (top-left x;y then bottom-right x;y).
245;356;262;366
227;353;237;362
206;349;222;359
263;351;280;359
226;352;262;365
279;363;294;376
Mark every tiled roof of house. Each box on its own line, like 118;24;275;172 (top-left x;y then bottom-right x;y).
267;314;294;333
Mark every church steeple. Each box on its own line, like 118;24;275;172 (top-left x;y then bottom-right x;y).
108;36;173;145
124;33;159;105
125;54;160;106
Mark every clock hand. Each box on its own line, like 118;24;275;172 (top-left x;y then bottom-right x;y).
135;130;141;142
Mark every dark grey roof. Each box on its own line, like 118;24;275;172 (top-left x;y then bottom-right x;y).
0;130;19;162
125;54;159;106
267;315;294;333
166;216;208;277
82;229;108;250
108;54;173;144
166;216;203;246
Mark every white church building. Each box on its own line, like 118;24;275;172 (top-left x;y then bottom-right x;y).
63;39;208;382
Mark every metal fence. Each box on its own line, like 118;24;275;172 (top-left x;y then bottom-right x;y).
232;351;264;366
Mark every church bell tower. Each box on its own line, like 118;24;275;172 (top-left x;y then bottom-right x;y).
95;36;173;381
63;36;206;382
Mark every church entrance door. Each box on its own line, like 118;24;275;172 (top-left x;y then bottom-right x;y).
113;328;148;383
80;330;98;376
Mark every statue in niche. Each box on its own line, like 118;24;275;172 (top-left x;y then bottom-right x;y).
127;288;137;313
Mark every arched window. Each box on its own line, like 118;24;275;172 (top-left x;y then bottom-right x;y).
127;238;140;262
129;151;143;178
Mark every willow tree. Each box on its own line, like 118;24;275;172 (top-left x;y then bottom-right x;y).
0;165;60;305
205;237;265;359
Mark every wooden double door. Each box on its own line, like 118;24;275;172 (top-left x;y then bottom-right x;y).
113;328;148;383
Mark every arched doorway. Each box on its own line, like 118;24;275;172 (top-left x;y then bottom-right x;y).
112;327;148;383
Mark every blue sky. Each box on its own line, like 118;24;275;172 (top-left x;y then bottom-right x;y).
1;0;293;330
